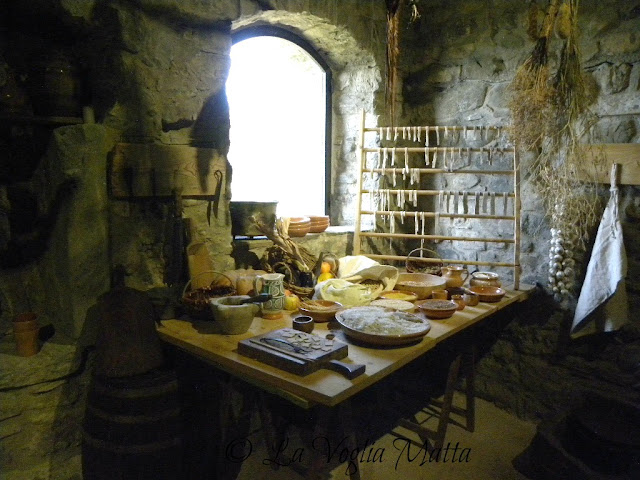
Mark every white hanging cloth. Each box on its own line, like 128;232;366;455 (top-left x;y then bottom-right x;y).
571;164;629;338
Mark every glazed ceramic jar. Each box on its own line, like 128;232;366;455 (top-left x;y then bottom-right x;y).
469;271;501;288
253;273;285;319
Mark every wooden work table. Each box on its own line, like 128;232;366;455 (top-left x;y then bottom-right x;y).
158;284;535;409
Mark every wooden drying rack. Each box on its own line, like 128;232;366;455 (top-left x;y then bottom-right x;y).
353;111;522;289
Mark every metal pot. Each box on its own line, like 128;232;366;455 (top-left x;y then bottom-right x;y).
229;201;277;237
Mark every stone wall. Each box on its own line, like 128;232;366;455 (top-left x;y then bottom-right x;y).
0;124;113;480
397;0;640;420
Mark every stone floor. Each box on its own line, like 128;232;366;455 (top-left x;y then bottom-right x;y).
235;394;537;480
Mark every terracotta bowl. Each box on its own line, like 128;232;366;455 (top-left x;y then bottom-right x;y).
298;299;343;322
288;216;310;225
309;222;330;233
287;217;311;237
308;215;330;233
416;299;458;319
468;286;506;303
288;225;310;237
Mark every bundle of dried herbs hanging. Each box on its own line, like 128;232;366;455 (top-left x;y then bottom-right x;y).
509;0;560;149
509;0;605;300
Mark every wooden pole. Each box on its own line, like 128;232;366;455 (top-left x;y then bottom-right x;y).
353;110;367;255
513;146;521;290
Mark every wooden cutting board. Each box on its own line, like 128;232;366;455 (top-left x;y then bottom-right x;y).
237;328;365;379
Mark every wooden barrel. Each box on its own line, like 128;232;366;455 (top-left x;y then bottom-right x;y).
82;368;184;480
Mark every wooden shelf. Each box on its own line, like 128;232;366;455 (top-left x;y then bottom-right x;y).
579;143;640;186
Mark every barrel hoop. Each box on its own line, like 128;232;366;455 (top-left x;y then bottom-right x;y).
85;404;182;424
82;430;182;454
91;378;179;399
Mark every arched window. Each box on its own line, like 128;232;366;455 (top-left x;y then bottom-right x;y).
226;26;331;217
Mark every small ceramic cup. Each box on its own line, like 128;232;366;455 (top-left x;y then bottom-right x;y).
451;294;465;311
293;316;314;333
12;312;40;357
463;291;479;306
432;289;448;300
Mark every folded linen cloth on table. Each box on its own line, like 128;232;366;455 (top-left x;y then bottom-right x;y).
313;256;399;307
313;278;380;307
337;255;399;291
571;164;629;339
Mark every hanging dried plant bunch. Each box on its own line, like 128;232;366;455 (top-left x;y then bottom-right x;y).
509;0;561;149
509;0;605;299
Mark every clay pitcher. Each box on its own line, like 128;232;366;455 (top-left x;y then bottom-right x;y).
441;266;469;288
253;273;285;319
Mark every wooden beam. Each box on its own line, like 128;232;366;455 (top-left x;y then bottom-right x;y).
110;143;227;198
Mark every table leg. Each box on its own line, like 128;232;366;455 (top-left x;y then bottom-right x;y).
256;391;288;471
337;401;362;480
464;347;476;433
433;354;462;451
307;402;362;480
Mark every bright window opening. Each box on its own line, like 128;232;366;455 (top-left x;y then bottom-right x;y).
226;35;328;217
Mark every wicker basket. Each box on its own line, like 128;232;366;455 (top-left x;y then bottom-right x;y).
181;271;235;320
405;248;443;275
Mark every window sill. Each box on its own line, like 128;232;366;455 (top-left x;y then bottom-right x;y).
232;225;358;243
231;225;363;268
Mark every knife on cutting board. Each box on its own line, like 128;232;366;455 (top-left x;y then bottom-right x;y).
241;337;366;380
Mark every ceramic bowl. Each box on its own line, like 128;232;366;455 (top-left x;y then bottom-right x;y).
379;290;418;302
309;222;330;233
288;225;310;237
298;299;343;322
292;315;314;333
469;286;506;303
395;273;447;299
209;296;259;334
446;286;467;299
287;217;311;237
463;290;480;306
416;299;458;319
288;216;310;225
308;215;330;233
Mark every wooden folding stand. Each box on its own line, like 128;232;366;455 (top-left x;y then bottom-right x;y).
353;110;522;288
396;346;476;453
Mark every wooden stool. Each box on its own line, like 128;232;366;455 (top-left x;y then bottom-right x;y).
396;347;476;452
